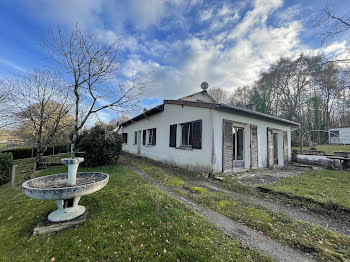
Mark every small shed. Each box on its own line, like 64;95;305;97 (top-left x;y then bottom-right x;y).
329;127;350;144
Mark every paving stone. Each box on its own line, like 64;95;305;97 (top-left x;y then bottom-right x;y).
33;210;88;236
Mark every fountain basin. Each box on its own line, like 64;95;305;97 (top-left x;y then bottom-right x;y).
22;172;109;200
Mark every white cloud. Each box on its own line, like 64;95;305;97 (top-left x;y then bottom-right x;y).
125;0;305;99
199;8;214;21
16;0;349;112
0;57;26;72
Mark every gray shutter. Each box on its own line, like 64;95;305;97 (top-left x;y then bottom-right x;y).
223;120;233;172
169;124;177;147
283;132;289;165
192;120;202;149
250;125;258;168
142;130;146;145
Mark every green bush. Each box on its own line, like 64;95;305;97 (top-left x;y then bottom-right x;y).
2;144;69;160
76;125;122;167
0;153;13;185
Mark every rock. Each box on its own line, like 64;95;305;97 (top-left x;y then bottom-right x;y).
33;210;88;236
202;172;209;178
214;176;225;181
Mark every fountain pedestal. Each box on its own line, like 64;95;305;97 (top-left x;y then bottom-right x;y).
46;158;85;222
22;156;109;228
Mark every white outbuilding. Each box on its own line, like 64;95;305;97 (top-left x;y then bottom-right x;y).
329;127;350;144
119;89;299;173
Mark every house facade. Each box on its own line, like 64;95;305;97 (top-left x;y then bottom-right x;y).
119;90;299;173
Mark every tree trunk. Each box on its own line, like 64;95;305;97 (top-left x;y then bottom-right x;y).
71;129;78;158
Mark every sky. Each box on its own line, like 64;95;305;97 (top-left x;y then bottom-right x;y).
0;0;349;122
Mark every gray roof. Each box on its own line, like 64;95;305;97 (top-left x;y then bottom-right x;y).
121;100;300;127
215;104;300;127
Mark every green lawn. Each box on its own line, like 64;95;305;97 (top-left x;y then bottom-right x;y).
262;170;350;210
292;144;350;154
0;162;269;261
123;154;350;262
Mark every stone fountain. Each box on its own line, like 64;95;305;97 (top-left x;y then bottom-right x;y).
22;157;109;224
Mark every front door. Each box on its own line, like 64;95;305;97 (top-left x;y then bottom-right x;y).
223;120;244;172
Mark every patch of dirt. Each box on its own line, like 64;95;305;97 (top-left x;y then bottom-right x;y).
230;166;311;186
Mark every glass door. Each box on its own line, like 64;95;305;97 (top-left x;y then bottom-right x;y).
232;126;244;167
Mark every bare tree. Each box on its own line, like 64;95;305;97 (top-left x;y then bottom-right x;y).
44;25;150;156
228;85;253;107
0;80;14;130
208;86;229;103
7;70;73;166
316;3;350;64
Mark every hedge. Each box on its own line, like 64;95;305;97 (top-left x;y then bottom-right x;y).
0;153;13;185
2;144;69;160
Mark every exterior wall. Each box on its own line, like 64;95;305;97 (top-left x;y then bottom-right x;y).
329;128;350;144
121;103;294;174
211;110;292;172
179;92;215;103
120;104;214;172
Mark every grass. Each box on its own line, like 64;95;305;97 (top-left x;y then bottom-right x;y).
261;170;350;210
0;160;270;261
292;144;350;154
124;153;350;262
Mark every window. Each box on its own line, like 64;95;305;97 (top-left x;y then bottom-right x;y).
148;128;156;146
142;130;146;145
134;131;137;144
330;130;339;137
180;120;202;149
181;122;192;146
122;133;128;144
169;124;177;147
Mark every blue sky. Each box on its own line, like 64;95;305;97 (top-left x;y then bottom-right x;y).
0;0;349;122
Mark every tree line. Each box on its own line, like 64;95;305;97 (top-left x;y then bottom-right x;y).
209;54;350;145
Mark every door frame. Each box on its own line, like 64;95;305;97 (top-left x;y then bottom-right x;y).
250;125;258;168
222;119;245;172
232;126;244;168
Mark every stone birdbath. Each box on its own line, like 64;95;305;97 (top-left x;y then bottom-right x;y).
22;158;109;222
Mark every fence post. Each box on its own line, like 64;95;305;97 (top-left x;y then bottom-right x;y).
33;161;37;178
11;165;16;188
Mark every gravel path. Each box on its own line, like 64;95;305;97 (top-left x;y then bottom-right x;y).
151;160;350;237
127;164;319;262
191;180;350;237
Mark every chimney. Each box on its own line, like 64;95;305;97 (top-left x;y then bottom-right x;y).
245;103;256;111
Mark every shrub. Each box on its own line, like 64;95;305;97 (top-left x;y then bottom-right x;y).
0;153;13;185
2;144;69;160
76;125;122;167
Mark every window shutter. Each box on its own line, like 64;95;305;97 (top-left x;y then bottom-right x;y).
169;124;177;147
152;128;156;145
122;133;128;143
142;130;146;145
191;120;202;149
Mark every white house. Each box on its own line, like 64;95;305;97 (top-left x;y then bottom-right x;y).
119;89;299;173
329;127;350;144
